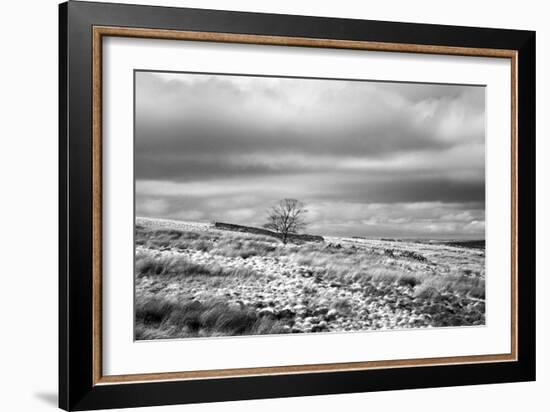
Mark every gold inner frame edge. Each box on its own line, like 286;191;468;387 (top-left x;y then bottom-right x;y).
91;25;518;386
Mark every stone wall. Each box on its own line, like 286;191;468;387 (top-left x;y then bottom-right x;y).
213;222;324;243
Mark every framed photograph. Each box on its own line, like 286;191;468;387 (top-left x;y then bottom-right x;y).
59;1;536;410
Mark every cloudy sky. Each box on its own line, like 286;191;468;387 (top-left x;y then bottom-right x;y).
135;71;485;239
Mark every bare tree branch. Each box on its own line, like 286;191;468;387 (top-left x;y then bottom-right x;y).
264;199;308;244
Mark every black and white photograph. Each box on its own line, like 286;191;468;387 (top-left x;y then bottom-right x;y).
133;71;486;340
47;1;541;410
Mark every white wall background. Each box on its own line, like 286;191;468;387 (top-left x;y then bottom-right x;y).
0;0;546;411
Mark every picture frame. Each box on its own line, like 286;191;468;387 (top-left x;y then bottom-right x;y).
59;1;536;410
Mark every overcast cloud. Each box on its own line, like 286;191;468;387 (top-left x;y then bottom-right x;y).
135;71;485;239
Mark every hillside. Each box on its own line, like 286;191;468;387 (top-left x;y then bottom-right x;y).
134;217;485;340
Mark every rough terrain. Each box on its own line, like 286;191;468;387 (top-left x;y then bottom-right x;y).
135;217;485;340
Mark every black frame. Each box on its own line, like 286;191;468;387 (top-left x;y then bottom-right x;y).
59;1;536;410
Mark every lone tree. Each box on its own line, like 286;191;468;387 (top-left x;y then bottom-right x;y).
264;199;307;244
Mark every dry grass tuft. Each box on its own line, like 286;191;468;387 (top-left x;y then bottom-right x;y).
135;253;259;280
135;297;289;339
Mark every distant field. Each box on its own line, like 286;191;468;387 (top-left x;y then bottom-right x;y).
437;240;485;250
134;217;486;340
359;237;485;250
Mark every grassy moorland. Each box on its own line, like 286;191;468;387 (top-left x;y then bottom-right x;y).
134;217;485;340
